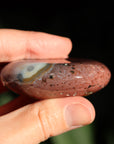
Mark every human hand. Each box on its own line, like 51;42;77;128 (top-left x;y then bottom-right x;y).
0;29;95;144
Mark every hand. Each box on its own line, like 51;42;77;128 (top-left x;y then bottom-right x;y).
0;29;95;144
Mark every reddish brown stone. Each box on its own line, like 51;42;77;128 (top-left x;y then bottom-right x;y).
0;59;111;99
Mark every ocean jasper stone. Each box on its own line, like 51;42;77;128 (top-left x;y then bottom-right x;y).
0;59;111;99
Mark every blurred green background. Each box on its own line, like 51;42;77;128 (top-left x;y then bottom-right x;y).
0;1;114;144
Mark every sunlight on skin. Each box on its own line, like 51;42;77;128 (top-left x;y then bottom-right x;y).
0;29;95;144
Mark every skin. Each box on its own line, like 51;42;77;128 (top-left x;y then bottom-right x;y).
0;29;95;144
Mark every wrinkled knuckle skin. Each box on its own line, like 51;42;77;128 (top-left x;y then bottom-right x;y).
32;102;51;141
38;110;49;140
24;37;40;59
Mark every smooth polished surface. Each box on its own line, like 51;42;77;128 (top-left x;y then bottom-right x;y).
0;58;111;99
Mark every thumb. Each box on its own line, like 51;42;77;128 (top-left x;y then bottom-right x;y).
0;97;95;144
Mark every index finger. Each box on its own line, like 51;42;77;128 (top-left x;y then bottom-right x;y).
0;29;72;62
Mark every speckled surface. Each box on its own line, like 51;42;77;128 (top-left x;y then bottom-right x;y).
0;59;111;99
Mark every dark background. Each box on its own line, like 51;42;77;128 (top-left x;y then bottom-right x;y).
0;1;114;144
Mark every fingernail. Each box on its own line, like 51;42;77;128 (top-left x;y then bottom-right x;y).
64;103;92;128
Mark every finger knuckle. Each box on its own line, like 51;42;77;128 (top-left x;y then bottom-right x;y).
30;102;52;141
25;32;43;59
